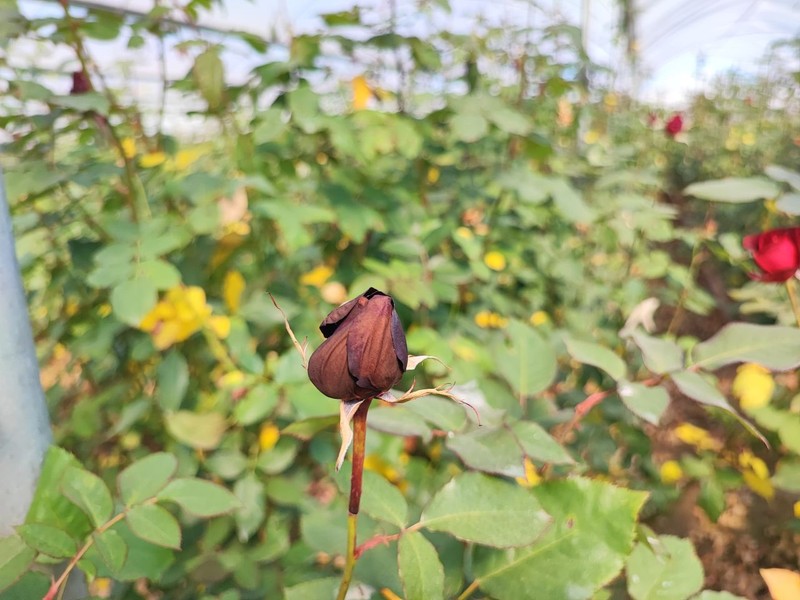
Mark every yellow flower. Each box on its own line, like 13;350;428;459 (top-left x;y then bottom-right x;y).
259;423;280;452
139;285;229;350
89;577;113;598
793;501;800;519
732;363;774;411
583;130;601;144
739;451;774;500
484;251;507;271
659;460;683;484
300;265;334;288
474;310;508;329
516;457;542;488
352;75;371;110
529;311;549;326
139;151;166;168
223;271;246;313
427;166;440;184
120;137;136;159
364;453;401;485
674;423;722;452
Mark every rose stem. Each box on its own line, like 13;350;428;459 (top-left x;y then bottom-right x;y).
337;398;372;600
786;279;800;328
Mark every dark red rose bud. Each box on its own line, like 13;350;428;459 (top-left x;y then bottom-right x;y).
665;114;683;137
70;71;92;95
308;288;408;401
743;227;800;282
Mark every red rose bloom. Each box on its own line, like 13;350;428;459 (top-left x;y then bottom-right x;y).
665;114;683;137
743;227;800;282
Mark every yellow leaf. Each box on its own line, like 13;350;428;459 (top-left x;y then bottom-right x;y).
484;251;507;271
139;151;166;168
223;271;246;313
761;568;800;600
659;460;683;484
259;423;280;452
300;265;334;288
352;75;371;110
732;363;774;410
427;166;440;184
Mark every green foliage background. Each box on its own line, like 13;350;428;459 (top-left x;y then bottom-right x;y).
2;1;800;598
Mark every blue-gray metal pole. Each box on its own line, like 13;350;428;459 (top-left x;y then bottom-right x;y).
0;166;52;536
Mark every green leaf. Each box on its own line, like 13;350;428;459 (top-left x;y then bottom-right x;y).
450;112;489;143
93;529;127;573
631;331;684;374
421;472;550;547
234;473;266;541
138;259;181;290
618;383;670;425
126;504;181;549
25;447;92;540
765;164;800;191
368;406;433;441
694;592;748;600
50;92;110;114
398;531;445;600
61;466;114;527
564;336;626;380
112;520;174;581
0;535;35;591
772;459;800;492
775;193;800;215
164;411;227;450
692;322;800;370
233;383;278;425
406;396;468;431
473;477;648;600
156;350;189;411
446;427;525;477
335;466;408;528
670;371;730;411
684;177;780;202
510;420;574;464
495;320;557;397
626;535;704;600
0;571;50;599
118;452;178;506
16;523;77;558
110;277;158;327
257;437;299;475
157;477;240;517
670;371;764;444
281;416;339;440
284;578;339;600
193;46;226;111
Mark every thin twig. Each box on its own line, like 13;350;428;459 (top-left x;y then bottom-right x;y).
269;292;308;369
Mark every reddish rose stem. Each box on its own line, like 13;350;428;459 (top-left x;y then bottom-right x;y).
348;398;372;515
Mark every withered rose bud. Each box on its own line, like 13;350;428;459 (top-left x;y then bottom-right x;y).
308;288;408;401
